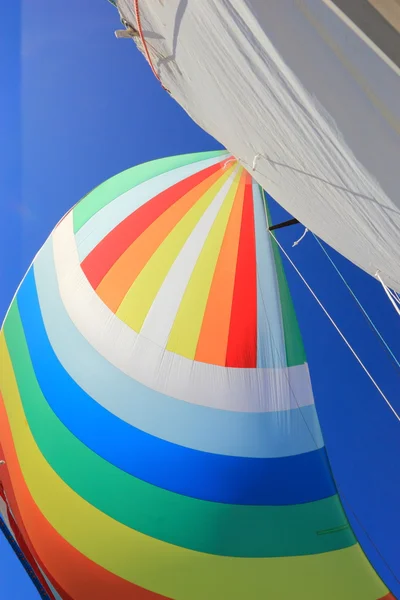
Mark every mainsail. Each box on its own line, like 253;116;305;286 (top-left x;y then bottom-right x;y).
115;0;400;292
0;153;395;598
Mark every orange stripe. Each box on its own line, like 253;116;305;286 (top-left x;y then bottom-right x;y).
97;167;227;313
195;170;246;365
1;494;59;599
0;454;69;600
0;391;167;600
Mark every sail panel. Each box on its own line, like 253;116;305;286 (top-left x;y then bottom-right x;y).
116;0;400;291
0;152;392;598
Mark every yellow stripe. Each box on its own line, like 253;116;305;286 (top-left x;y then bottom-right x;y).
0;332;389;600
167;168;242;358
116;165;236;332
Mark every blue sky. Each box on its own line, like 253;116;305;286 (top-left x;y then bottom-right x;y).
1;1;399;598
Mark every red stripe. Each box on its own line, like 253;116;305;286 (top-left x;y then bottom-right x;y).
379;594;396;599
0;474;71;600
5;501;57;599
225;172;257;367
0;398;167;600
82;161;225;289
132;0;169;92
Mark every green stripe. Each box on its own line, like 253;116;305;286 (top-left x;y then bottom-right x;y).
263;190;307;367
4;300;355;558
73;151;227;233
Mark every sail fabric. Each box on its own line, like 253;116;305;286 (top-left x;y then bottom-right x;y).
0;153;393;599
116;0;400;292
0;486;62;599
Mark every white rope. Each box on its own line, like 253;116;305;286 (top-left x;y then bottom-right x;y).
313;234;400;370
292;227;308;247
269;232;400;422
223;157;237;169
387;286;400;306
388;287;400;307
375;271;400;317
252;153;262;171
393;290;400;304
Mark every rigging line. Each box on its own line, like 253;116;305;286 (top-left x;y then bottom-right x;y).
387;287;400;307
312;234;400;372
260;196;398;590
376;272;400;317
384;282;400;306
393;290;400;304
259;190;322;450
260;195;399;592
268;231;400;423
132;0;170;92
292;227;308;247
255;268;321;451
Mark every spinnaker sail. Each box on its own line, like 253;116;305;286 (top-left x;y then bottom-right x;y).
0;152;395;599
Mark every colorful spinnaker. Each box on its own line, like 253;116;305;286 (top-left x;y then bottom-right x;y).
0;152;395;599
114;0;400;293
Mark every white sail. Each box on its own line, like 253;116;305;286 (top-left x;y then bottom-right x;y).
116;0;400;291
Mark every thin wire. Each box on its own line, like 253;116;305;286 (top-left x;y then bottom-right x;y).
258;188;322;449
261;194;398;591
376;272;400;317
387;287;400;306
268;231;400;422
312;233;400;371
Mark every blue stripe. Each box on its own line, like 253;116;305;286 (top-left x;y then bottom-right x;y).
16;268;336;506
32;237;324;459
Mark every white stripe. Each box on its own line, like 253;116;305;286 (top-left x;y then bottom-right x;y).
253;182;287;368
140;168;239;346
52;213;314;412
33;239;323;458
76;153;229;261
39;569;63;600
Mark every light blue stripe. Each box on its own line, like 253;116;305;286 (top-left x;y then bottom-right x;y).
17;269;335;506
33;237;324;459
253;182;286;368
75;153;229;262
